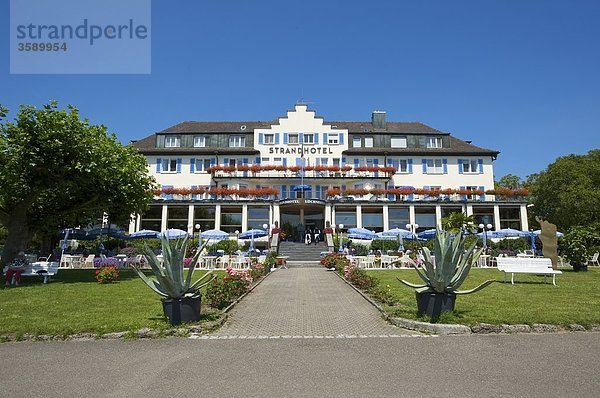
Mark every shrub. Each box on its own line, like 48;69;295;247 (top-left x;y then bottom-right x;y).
343;265;377;292
562;226;600;266
95;266;119;284
249;261;268;279
205;267;253;309
320;253;350;272
93;257;118;268
206;239;241;255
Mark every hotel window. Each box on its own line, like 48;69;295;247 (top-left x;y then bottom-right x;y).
229;135;246;147
462;159;479;173
365;136;374;148
389;207;409;228
415;207;436;232
264;134;275;145
228;159;237;167
194;206;215;231
426;137;443;148
303;133;314;144
247;207;269;230
426;159;443;174
466;186;479;200
335;208;357;229
221;206;242;233
288;134;299;144
399;159;408;173
273;157;283;165
162;159;178;173
140;206;162;231
333;158;340;167
500;207;521;229
167;206;189;230
362;208;383;232
193;136;206;147
353;137;362;148
195;158;212;172
328;133;339;145
391;136;407;148
261;157;270;163
165;136;181;148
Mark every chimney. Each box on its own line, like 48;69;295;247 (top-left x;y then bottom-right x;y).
372;111;386;129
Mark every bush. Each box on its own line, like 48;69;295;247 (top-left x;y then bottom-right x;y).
205;267;252;309
562;226;600;266
320;253;350;272
206;239;241;255
343;265;377;292
370;239;399;252
95;266;119;284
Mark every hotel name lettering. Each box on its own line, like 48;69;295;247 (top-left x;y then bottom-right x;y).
268;146;334;155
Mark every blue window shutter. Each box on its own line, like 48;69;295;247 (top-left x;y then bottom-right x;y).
210;158;216;167
224;158;229;166
281;185;287;199
258;133;264;145
341;185;347;191
339;133;344;145
478;159;484;173
191;185;198;200
163;185;173;200
408;159;413;173
323;133;327;144
243;158;248;164
479;185;485;201
299;133;304;144
387;159;393;167
255;157;261;164
458;160;464;174
275;133;280;144
443;159;448;174
459;186;466;200
283;158;287;167
190;158;195;173
316;185;321;199
422;159;427;174
176;158;182;173
394;160;400;171
354;159;359;167
283;133;288;144
314;133;319;144
408;186;415;201
156;158;162;173
373;158;379;176
342;157;347;164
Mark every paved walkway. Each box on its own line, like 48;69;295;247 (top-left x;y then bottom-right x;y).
213;268;417;337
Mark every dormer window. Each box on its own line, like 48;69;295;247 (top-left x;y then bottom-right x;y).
391;136;407;148
229;135;246;147
426;137;443;148
365;136;374;148
165;136;181;148
193;136;206;147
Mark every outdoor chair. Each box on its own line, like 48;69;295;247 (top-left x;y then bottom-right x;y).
38;254;52;262
588;252;599;266
84;255;95;268
216;255;230;269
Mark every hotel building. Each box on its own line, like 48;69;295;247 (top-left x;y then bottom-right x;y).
130;104;528;237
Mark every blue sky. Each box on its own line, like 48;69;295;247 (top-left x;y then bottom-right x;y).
1;0;599;179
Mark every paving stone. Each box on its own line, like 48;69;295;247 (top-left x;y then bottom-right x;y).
213;268;416;337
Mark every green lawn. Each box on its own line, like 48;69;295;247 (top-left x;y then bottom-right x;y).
368;268;600;326
0;269;222;337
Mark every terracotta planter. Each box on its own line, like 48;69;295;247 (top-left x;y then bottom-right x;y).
415;291;456;319
162;296;201;325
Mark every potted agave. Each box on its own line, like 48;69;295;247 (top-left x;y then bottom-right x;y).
132;235;215;325
398;229;494;319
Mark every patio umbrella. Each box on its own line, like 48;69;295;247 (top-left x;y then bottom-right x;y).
200;229;229;240
495;228;530;238
530;232;537;252
60;228;71;252
532;230;564;238
291;184;312;192
239;229;268;239
417;229;437;240
347;232;375;240
380;228;412;238
160;229;189;239
59;228;90;240
129;229;160;239
374;232;398;240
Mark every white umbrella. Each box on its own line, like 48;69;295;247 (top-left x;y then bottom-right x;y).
160;229;189;239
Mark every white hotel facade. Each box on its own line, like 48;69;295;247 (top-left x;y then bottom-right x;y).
131;104;529;236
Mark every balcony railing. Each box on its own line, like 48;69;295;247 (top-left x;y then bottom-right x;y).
208;165;396;179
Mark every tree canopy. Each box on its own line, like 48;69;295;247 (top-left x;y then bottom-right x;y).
527;150;600;231
0;102;155;264
495;174;523;190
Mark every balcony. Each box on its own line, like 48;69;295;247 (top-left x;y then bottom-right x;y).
208;165;396;180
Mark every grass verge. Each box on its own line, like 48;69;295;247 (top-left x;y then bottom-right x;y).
367;268;600;326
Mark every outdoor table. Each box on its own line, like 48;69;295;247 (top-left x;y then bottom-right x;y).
116;254;128;267
477;254;491;267
200;256;218;269
60;254;84;269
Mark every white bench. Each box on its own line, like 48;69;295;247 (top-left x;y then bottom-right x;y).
496;257;562;286
3;261;60;284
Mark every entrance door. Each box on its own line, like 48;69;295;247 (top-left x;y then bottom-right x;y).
280;203;325;242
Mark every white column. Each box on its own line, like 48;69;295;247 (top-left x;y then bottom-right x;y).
273;203;280;227
466;204;474;217
187;205;195;234
356;205;362;228
161;205;168;231
382;204;389;231
493;205;501;231
242;204;248;232
435;205;442;229
214;204;221;230
331;206;336;226
135;214;141;232
128;215;137;234
325;204;332;225
520;205;529;231
409;205;416;225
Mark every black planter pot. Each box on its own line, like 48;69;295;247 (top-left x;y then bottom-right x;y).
162;296;201;325
572;263;588;272
415;291;456;319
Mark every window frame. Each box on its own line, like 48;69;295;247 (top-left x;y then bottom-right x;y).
288;133;299;145
391;136;407;148
161;158;178;173
353;137;362;148
264;134;275;145
328;133;339;145
229;135;246;148
364;136;374;148
426;159;443;174
426;137;443;149
462;159;479;173
303;133;314;144
164;136;181;148
194;158;212;173
193;135;206;148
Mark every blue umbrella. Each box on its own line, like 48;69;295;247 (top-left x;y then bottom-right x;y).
129;229;160;239
476;230;504;239
374;233;398;240
532;230;564;238
239;229;268;239
380;228;412;238
200;229;229;240
417;229;437;240
61;228;71;251
291;184;312;192
530;232;537;252
347;233;375;240
496;228;530;238
160;229;189;239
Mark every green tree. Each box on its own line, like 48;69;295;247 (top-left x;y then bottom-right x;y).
441;212;476;234
0;103;155;264
495;174;523;190
527;150;600;230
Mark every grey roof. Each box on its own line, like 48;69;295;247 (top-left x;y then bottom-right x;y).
343;137;499;156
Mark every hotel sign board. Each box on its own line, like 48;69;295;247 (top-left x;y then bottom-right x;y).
279;199;326;206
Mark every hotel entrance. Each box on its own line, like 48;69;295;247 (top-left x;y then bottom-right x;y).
279;199;326;242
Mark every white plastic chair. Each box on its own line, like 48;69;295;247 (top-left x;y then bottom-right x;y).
84;255;95;268
588;252;599;266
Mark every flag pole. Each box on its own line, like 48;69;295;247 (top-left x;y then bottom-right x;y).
301;141;305;198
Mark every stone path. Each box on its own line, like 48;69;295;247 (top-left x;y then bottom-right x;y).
212;268;419;338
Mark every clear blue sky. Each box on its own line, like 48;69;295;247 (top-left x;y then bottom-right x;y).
2;0;599;180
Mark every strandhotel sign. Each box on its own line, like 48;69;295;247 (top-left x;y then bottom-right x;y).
10;0;151;74
268;146;334;155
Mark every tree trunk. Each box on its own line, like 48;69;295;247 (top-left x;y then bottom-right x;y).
1;208;33;267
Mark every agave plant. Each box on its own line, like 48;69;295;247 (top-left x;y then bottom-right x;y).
132;235;215;299
399;229;494;294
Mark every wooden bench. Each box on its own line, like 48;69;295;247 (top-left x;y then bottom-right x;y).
496;257;562;286
3;261;60;284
